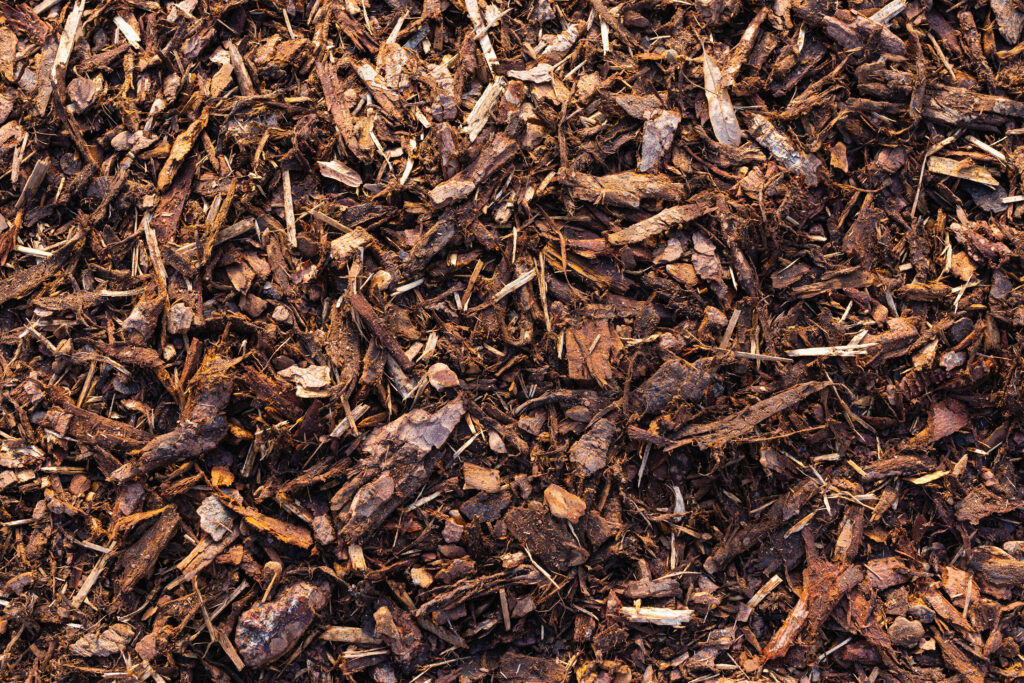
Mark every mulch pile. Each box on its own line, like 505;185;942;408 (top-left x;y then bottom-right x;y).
2;0;1024;680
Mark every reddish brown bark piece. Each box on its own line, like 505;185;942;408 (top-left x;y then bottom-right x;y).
633;358;713;415
557;169;689;208
568;418;616;475
348;288;415;372
428;134;518;207
605;192;719;245
116;507;180;596
6;0;1024;679
969;546;1024;586
704;479;817;573
499;652;569;682
762;530;863;662
374;605;425;669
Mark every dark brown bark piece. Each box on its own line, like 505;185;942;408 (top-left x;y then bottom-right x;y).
116;507;180;596
634;358;713;415
503;502;589;573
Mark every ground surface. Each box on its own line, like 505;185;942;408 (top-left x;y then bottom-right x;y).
1;0;1024;681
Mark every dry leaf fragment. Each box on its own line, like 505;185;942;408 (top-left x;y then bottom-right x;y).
703;51;741;146
279;364;332;398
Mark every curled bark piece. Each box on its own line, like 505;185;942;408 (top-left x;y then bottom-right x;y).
157;111;207;191
70;623;135;658
821;10;906;56
638;109;681;171
569;418;616;475
558;169;688;208
676;380;831;450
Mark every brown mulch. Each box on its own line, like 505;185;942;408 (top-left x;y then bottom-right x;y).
2;0;1024;680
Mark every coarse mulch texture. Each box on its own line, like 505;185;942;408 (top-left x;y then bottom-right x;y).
2;0;1024;680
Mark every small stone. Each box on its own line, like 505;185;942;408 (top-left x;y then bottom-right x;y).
888;616;925;649
67;75;102;114
409;567;433;588
197;495;234;541
544;484;586;523
666;262;699;287
235;582;330;668
427;362;459;390
564;405;591;422
110;131;136;151
271;305;293;324
511;595;535;618
240;293;267;317
438;544;466;558
907;602;935;624
487;431;507;453
940;350;966;370
134;633;159;661
167;301;194;334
